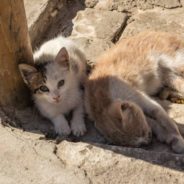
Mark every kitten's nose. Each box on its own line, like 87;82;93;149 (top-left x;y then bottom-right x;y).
53;95;60;102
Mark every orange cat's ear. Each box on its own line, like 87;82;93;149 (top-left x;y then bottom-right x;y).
108;99;126;130
108;99;123;119
108;99;132;121
18;64;38;85
55;47;69;69
108;99;137;131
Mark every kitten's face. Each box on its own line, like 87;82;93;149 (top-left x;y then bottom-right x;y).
35;62;72;104
19;47;76;104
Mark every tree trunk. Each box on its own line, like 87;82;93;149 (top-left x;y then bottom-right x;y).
0;0;33;108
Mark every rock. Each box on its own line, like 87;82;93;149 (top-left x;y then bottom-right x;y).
70;8;127;63
71;8;127;41
24;0;61;48
152;0;181;9
93;0;181;12
84;0;98;8
70;37;114;63
0;124;90;184
24;0;49;29
24;0;85;49
120;8;184;39
181;0;184;7
57;141;184;184
95;0;152;12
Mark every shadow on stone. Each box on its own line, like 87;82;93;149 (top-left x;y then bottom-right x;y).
33;0;85;49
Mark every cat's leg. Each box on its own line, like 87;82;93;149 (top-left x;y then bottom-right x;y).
137;92;184;153
145;116;181;143
146;116;184;152
71;103;86;137
52;115;71;136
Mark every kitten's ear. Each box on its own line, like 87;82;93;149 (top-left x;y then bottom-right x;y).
18;64;38;85
108;99;123;119
108;99;132;120
108;99;125;130
55;47;69;69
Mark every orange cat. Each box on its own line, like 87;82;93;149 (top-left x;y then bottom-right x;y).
85;31;184;153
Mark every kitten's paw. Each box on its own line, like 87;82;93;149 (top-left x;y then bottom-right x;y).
54;122;71;136
71;120;86;137
171;136;184;154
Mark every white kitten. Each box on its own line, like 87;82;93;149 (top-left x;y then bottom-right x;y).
19;36;87;136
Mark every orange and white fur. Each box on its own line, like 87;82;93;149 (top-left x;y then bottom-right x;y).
85;31;184;153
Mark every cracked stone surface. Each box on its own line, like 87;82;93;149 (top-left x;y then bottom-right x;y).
24;0;61;48
70;8;127;62
0;124;90;184
57;141;184;184
70;37;114;63
71;8;127;41
1;0;184;184
85;0;182;12
120;8;184;39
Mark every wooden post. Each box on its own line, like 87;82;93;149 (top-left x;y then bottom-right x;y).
0;0;33;108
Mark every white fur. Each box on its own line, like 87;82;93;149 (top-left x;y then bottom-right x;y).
34;36;86;136
149;50;184;72
34;36;78;60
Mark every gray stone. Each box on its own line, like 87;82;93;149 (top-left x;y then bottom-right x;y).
70;36;114;63
94;0;152;12
71;8;127;41
93;0;181;12
181;0;184;7
57;141;184;184
120;8;184;39
24;0;62;48
152;0;181;9
84;0;98;8
0;124;90;184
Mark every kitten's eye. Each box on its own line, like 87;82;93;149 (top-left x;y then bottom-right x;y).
58;80;65;88
39;85;49;92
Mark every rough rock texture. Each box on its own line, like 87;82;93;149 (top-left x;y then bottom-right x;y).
71;37;114;63
2;0;184;183
84;0;98;8
24;0;85;49
70;8;127;61
71;8;127;40
85;0;181;12
153;0;181;8
120;8;184;39
24;0;61;48
57;141;184;184
0;124;90;184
